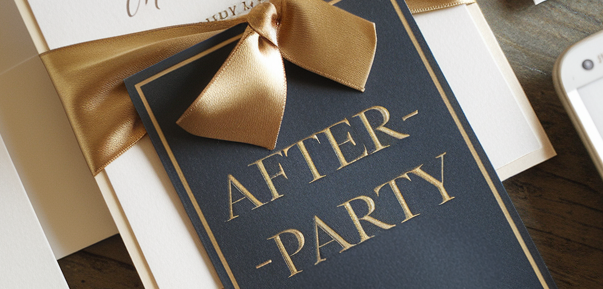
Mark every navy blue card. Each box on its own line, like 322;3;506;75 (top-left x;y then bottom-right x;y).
125;0;556;288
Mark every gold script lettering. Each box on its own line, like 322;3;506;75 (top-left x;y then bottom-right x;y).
126;0;159;17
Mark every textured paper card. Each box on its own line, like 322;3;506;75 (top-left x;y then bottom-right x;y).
1;0;117;258
0;133;69;289
414;5;542;171
27;0;249;49
126;0;556;287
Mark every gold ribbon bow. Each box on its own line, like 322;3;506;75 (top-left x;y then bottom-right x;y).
40;0;475;175
177;0;376;150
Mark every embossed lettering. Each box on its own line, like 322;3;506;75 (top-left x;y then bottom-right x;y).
268;229;305;277
283;135;326;183
339;195;395;243
354;106;409;153
322;119;368;170
374;174;420;222
227;174;265;221
409;153;453;204
374;153;453;223
249;152;287;201
314;216;354;265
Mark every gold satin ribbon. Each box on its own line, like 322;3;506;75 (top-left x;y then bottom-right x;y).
41;20;246;175
406;0;475;14
40;0;475;175
177;0;376;150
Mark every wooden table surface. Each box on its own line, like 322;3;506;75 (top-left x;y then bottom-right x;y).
56;0;603;288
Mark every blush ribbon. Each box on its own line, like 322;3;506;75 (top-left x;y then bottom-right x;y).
40;0;475;175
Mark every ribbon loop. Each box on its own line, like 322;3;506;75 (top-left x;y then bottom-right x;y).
247;2;280;46
177;27;287;149
177;0;377;149
277;0;377;91
38;0;470;175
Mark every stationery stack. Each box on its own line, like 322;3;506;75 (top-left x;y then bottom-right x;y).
2;0;556;287
0;133;68;288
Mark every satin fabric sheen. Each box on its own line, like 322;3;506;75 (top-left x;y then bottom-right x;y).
40;0;474;175
177;0;376;150
40;20;245;175
406;0;475;13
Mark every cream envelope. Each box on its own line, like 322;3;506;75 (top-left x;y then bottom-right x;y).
0;0;117;259
12;0;555;287
0;132;69;288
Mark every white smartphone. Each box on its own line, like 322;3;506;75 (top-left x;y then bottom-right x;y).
554;29;603;178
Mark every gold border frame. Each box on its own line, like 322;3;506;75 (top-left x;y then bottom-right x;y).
133;1;549;288
388;0;549;288
135;34;243;288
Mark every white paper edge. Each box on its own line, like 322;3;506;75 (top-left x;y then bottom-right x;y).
13;1;159;286
466;3;555;179
95;171;160;289
4;0;118;259
0;133;69;289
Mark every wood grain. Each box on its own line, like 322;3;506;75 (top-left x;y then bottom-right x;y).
58;235;143;288
478;1;603;288
57;1;603;288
